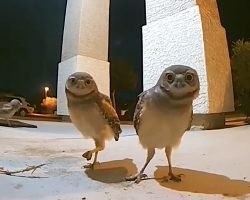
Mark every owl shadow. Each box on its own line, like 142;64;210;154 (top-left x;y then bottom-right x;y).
154;166;250;197
84;158;137;183
0;119;37;128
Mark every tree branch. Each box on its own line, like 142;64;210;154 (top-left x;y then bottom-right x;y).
0;163;47;178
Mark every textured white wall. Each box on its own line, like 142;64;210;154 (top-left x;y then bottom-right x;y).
145;0;221;24
145;0;196;23
79;0;110;61
143;6;209;113
57;56;110;115
61;0;110;61
143;0;234;114
61;0;82;61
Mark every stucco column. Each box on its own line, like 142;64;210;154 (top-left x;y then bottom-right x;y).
143;0;234;128
57;0;110;115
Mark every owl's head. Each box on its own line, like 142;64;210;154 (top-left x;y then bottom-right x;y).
65;72;98;97
157;65;200;101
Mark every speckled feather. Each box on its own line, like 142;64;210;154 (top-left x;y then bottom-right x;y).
97;93;122;140
133;91;148;134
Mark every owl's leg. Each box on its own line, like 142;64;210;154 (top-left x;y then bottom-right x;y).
83;139;104;169
125;148;155;183
164;146;182;182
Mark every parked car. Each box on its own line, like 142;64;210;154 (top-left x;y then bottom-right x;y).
0;95;35;117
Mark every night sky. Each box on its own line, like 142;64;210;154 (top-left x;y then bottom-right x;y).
0;0;67;104
217;0;250;52
0;0;249;107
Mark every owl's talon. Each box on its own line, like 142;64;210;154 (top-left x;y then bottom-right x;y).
170;174;182;182
83;161;100;169
161;173;183;182
82;151;92;161
83;163;95;169
125;173;148;184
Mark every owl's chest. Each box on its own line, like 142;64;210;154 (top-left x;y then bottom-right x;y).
138;104;192;148
68;103;107;136
143;106;190;128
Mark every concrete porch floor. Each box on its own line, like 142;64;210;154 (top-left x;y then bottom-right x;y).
0;120;250;200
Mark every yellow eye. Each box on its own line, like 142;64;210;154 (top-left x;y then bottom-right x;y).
185;73;194;82
166;73;175;83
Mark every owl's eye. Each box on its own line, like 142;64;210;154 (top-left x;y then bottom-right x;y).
69;77;77;84
85;79;91;85
185;73;194;82
166;73;175;83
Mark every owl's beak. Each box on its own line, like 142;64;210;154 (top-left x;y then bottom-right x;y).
76;80;85;89
174;81;185;88
173;74;185;88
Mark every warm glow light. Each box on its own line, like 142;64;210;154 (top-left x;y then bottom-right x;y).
44;87;49;98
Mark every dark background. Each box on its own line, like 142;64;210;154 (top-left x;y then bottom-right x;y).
0;0;249;111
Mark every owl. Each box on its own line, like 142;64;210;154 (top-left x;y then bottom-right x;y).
65;72;122;168
126;65;200;183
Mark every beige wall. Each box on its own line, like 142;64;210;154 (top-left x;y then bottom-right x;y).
201;15;234;112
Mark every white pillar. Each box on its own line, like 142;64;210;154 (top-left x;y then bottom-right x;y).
57;0;110;115
143;0;234;117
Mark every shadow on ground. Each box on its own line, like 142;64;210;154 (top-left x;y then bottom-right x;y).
154;166;250;197
84;158;137;183
0;119;37;128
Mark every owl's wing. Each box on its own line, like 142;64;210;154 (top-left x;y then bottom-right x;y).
133;91;148;135
99;93;113;106
98;93;122;141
